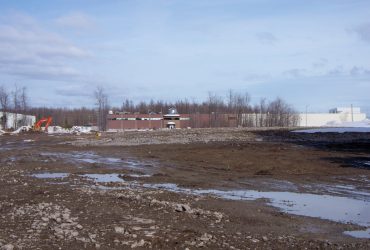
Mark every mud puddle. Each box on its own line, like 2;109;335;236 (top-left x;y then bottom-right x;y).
144;183;370;238
30;172;370;238
81;173;125;183
32;173;69;179
40;151;155;172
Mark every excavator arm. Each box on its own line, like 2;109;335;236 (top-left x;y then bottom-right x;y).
34;117;53;131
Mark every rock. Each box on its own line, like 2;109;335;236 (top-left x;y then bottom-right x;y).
89;234;96;240
251;239;260;243
200;233;212;242
71;231;79;237
175;204;191;212
62;213;70;220
197;242;205;247
114;226;126;234
262;236;268;242
131;239;145;248
41;217;49;222
1;244;14;250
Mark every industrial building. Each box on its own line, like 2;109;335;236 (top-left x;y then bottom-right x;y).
0;112;36;130
106;108;238;131
106;106;367;131
107;108;191;130
297;107;367;127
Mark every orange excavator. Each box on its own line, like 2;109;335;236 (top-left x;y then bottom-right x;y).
34;117;53;132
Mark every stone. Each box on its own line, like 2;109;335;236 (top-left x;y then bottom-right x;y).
175;204;191;212
114;226;126;234
1;244;14;250
200;233;212;242
131;239;145;248
71;231;79;237
41;217;49;222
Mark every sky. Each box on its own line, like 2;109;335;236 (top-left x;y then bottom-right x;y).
0;0;369;115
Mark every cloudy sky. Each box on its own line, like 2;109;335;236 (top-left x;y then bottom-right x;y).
0;0;369;114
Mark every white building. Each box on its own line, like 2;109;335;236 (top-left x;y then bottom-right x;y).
0;112;36;130
298;107;367;127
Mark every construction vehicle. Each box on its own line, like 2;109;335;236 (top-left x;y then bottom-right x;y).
34;117;53;132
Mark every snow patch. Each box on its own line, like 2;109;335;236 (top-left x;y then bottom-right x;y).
47;126;95;134
11;126;32;134
294;119;370;133
293;127;370;133
325;119;370;128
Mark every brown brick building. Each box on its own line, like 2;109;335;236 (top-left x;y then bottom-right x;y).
106;108;238;130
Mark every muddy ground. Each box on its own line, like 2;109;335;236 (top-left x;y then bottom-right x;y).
0;128;369;249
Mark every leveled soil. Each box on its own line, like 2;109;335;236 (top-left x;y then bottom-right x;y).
0;128;369;249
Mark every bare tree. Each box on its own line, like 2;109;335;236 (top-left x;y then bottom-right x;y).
94;86;109;131
11;84;21;113
0;86;9;111
20;87;28;112
207;92;225;127
0;86;9;129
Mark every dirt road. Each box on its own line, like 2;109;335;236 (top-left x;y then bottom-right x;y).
0;128;369;249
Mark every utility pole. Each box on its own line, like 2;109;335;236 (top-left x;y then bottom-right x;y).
121;112;123;132
149;110;151;129
305;105;309;127
351;104;354;122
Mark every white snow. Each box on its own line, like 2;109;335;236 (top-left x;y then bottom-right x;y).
294;127;370;133
0;129;6;135
11;126;32;134
325;119;370;128
47;126;94;134
293;119;370;133
71;126;93;134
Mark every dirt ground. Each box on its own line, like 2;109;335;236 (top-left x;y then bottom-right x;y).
0;128;369;249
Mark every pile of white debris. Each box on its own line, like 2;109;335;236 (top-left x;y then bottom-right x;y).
47;126;95;135
11;126;32;134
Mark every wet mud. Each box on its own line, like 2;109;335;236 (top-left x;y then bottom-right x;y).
0;128;369;249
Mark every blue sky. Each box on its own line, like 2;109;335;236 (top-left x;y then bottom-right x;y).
0;0;369;114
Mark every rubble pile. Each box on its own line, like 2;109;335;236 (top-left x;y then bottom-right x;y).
48;126;94;135
8;202;99;248
71;127;259;146
10;126;32;134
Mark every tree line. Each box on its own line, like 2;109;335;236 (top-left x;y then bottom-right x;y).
118;90;298;127
0;85;298;130
0;85;29;129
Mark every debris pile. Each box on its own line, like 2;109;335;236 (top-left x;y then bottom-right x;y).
10;126;32;134
10;202;98;248
47;126;94;135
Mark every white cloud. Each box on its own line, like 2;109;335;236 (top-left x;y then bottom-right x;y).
0;13;90;80
256;32;277;45
352;22;370;43
55;12;95;30
283;68;307;78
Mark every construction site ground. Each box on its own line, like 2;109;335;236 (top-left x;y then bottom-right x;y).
0;128;369;249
